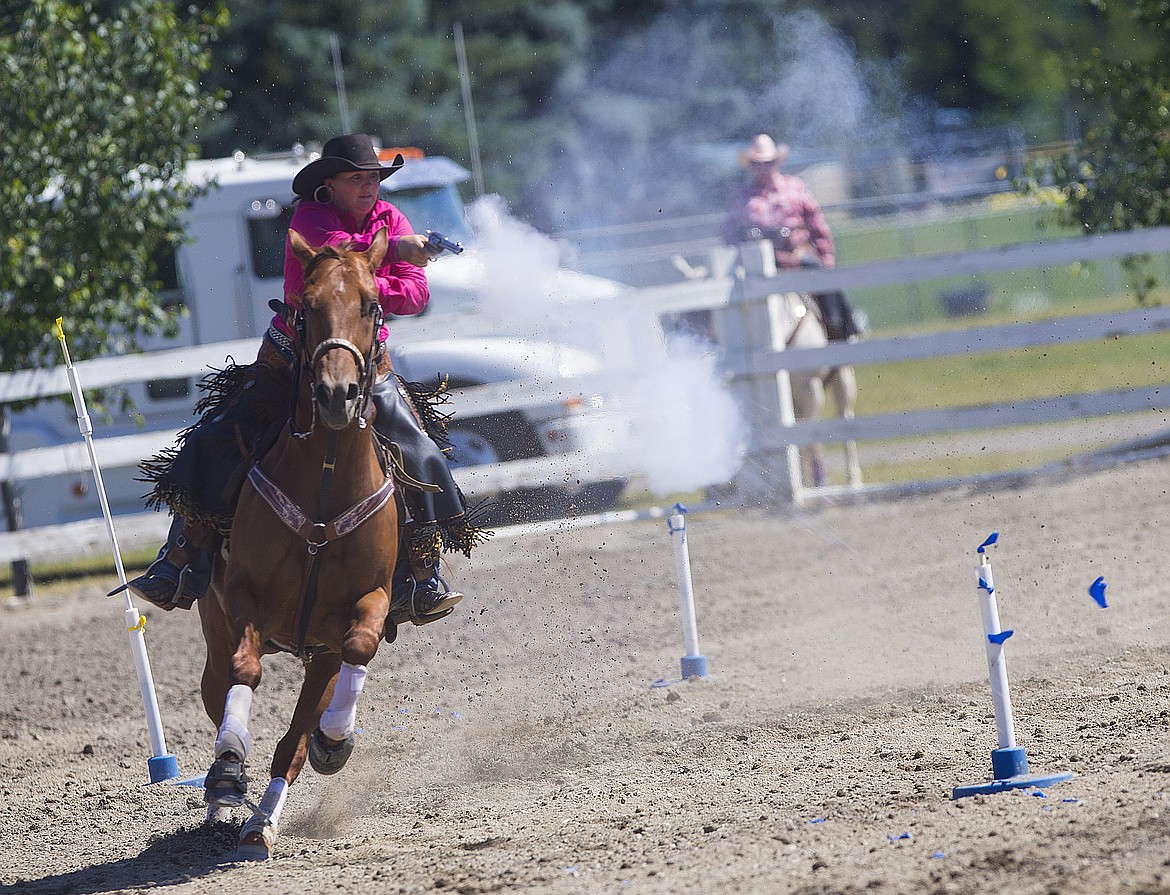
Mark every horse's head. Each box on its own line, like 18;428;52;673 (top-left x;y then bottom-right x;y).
287;228;388;431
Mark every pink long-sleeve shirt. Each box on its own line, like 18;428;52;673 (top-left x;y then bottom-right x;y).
274;198;429;337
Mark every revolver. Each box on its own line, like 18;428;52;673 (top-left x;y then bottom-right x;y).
424;230;464;256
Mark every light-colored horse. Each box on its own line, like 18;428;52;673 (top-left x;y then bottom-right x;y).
672;243;862;491
770;290;863;489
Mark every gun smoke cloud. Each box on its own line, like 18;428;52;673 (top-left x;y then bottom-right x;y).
466;195;744;495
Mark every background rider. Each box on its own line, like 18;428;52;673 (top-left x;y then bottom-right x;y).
722;133;863;342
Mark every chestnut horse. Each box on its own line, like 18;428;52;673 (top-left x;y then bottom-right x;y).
199;228;398;860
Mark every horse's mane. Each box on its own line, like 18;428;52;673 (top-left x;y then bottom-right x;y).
321;239;357;255
303;240;359;279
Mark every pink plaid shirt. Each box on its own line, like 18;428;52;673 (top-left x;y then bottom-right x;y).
722;171;835;269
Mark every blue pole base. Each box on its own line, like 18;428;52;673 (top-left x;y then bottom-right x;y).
953;746;1074;799
680;654;708;679
147;753;181;784
991;746;1029;779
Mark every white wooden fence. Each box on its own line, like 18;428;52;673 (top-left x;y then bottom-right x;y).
2;224;1169;562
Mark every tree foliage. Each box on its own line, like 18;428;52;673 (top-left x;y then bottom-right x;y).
0;0;225;380
1013;0;1170;300
1057;0;1170;233
179;0;1157;227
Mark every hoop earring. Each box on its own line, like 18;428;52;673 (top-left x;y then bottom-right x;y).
313;184;334;204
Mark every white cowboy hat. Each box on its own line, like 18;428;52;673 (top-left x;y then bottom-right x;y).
739;134;790;167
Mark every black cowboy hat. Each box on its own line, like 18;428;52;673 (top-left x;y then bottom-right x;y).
291;134;405;199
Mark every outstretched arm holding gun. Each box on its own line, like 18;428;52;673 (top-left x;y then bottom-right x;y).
393;229;464;266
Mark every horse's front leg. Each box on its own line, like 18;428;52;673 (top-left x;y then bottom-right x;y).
201;596;265;814
306;586;390;774
236;654;339;862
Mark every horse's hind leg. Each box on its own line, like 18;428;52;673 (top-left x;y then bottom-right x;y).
791;374;827;488
271;653;343;784
805;444;827;487
830;365;863;487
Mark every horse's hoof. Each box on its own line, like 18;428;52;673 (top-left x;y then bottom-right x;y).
308;728;354;776
237;816;274;861
236;837;270;862
205;804;234;824
204;757;249;807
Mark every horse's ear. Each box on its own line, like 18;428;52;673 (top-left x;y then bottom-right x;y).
288;228;316;269
367;227;389;272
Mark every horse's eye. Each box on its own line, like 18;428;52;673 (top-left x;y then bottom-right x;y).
365;301;379;319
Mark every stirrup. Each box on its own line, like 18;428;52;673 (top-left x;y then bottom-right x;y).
409;575;463;625
109;523;212;610
109;557;183;610
110;556;207;611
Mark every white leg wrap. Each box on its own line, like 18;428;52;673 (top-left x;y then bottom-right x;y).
215;684;254;760
319;662;368;741
240;777;288;852
257;777;288;828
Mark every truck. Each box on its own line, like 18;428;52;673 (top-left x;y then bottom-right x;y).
7;145;630;528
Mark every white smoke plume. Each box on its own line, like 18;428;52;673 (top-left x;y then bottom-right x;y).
465;195;745;495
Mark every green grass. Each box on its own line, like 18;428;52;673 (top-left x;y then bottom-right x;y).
855;328;1170;417
833;198;1170;330
857;440;1100;485
0;546;157;593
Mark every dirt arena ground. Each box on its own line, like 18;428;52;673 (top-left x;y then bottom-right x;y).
3;452;1170;895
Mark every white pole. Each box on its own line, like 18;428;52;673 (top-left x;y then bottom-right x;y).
453;22;485;200
976;552;1017;750
55;319;178;782
667;505;707;679
330;34;352;135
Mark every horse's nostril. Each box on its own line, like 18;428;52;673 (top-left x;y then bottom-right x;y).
315;383;330;406
346;383;359;402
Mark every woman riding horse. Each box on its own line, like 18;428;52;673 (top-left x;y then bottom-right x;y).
204;228;410;859
117;134;485;626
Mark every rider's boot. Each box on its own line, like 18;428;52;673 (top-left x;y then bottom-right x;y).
408;565;464;620
389;526;463;626
110;516;215;610
371;374;466;628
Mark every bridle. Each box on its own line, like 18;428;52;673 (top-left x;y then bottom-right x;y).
285;258;385;440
